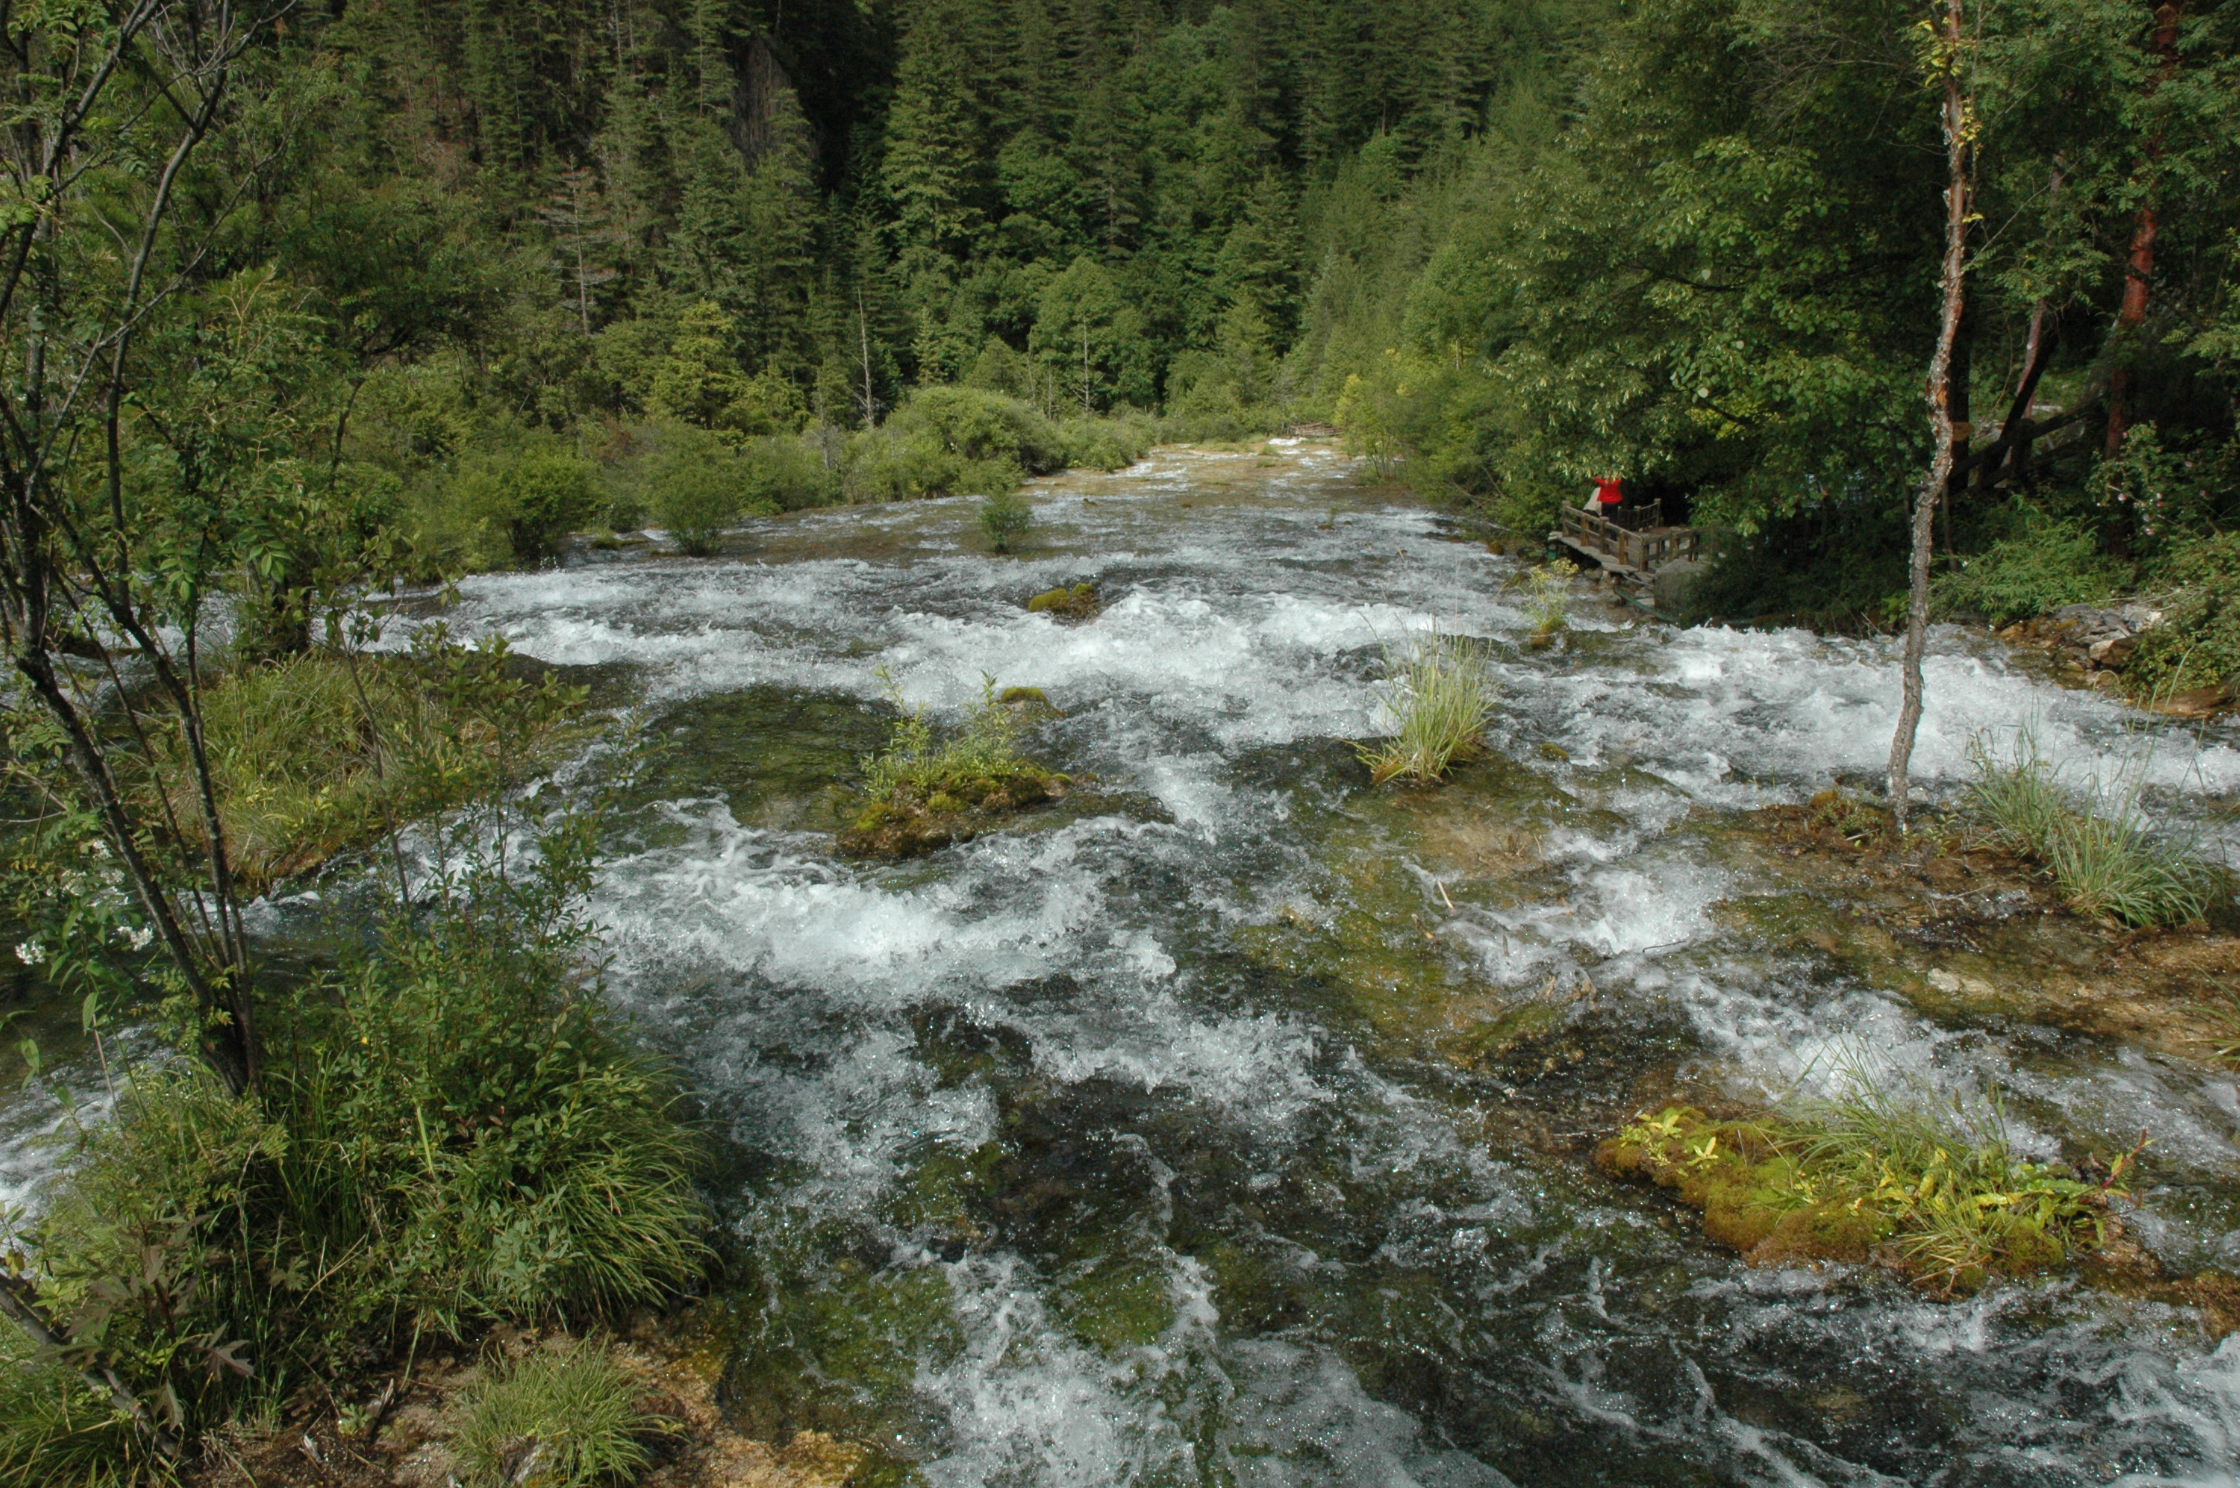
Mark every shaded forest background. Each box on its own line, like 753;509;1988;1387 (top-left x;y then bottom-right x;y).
18;0;2240;635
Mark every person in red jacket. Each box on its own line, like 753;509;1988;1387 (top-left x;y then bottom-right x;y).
1587;475;1625;515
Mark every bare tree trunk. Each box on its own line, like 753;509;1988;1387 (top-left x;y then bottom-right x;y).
1888;0;1975;830
855;287;878;427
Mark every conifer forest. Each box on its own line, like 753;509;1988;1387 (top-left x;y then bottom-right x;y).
2;3;2240;1486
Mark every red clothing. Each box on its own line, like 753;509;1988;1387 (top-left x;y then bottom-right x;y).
1593;477;1625;507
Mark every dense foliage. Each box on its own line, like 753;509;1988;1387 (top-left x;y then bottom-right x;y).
0;1;2221;603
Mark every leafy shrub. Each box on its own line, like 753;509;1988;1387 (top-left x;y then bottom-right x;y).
404;442;600;578
1934;515;2127;625
445;448;601;565
644;423;764;554
446;1342;657;1488
891;385;1062;472
739;433;838;512
843;386;1063;501
1355;632;1495;785
980;489;1032;552
1052;412;1155;471
2127;530;2240;700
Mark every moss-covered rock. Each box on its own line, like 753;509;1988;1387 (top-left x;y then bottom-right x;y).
1027;581;1101;620
838;767;1068;857
1595;1103;2118;1295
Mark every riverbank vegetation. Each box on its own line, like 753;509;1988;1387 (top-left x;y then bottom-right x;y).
0;824;708;1485
1599;1090;2123;1295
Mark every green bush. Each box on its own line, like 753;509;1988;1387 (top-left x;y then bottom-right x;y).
444;448;601;565
644;423;762;554
1935;514;2127;626
980;489;1032;552
2128;530;2240;700
842;386;1061;501
741;432;839;512
16;834;708;1464
446;1342;657;1488
1052;412;1155;471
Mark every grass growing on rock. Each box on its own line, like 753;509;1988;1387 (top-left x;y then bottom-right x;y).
840;677;1066;856
1354;631;1496;786
1969;727;2226;927
1597;1087;2123;1295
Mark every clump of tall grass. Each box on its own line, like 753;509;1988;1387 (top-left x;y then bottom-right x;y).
0;1330;157;1488
1968;726;2226;927
6;822;708;1478
1355;631;1496;786
446;1341;659;1488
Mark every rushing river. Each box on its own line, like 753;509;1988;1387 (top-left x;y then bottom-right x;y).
224;444;2240;1481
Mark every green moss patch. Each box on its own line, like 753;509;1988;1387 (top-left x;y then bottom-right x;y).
1027;581;1102;619
1596;1101;2121;1295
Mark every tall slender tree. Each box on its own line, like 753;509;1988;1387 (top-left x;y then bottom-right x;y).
1888;0;1979;828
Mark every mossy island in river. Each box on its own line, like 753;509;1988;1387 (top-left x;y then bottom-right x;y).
838;679;1069;858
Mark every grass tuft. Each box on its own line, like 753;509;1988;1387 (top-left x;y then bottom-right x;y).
151;635;585;893
1354;631;1496;786
1969;726;2225;927
447;1342;657;1488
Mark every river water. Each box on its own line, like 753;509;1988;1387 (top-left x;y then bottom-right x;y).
312;444;2240;1482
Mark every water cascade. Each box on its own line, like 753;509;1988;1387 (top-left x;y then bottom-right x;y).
82;445;2240;1482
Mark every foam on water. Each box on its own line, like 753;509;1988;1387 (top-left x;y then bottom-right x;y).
398;453;2240;1482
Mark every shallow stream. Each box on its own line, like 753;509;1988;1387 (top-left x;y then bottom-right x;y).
181;447;2240;1481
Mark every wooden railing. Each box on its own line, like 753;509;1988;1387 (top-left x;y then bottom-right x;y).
1558;501;1699;573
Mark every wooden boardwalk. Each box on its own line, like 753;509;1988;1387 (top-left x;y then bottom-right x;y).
1550;501;1700;581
